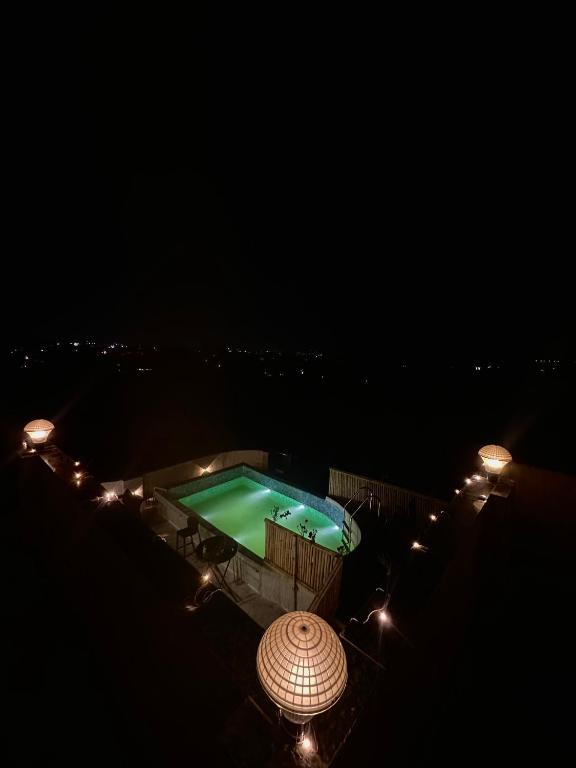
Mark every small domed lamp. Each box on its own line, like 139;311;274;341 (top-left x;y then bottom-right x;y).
24;419;55;446
256;611;347;729
478;444;512;475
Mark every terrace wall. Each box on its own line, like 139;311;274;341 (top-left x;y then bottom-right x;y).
142;449;268;498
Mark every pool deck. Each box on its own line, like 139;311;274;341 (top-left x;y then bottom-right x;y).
147;513;285;628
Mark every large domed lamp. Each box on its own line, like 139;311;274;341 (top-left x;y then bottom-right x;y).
256;611;347;754
478;444;512;476
23;419;55;448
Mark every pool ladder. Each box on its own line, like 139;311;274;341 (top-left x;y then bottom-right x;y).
340;487;381;552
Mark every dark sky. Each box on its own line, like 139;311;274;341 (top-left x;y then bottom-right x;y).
4;25;573;357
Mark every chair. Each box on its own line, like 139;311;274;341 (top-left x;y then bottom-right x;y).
176;516;199;558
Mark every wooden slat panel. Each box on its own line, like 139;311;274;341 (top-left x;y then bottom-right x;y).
328;467;445;521
264;518;340;592
309;560;343;621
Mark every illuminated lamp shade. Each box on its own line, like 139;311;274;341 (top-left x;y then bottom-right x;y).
478;444;512;474
256;611;347;725
24;419;55;445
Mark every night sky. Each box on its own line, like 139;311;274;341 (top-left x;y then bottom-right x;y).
4;25;573;359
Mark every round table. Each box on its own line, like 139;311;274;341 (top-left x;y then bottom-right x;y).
196;535;238;564
196;535;238;590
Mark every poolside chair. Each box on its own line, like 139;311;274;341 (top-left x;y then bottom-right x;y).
176;516;199;559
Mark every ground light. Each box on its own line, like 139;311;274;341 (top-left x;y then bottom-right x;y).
296;725;317;758
23;419;54;445
257;611;347;751
378;609;391;625
350;605;392;626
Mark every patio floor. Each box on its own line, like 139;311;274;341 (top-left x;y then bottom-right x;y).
146;513;285;628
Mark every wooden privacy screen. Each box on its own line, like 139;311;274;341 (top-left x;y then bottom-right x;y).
264;518;340;592
329;467;444;519
308;559;343;621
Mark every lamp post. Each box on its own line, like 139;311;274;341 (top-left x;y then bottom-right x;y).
256;610;347;749
23;419;55;448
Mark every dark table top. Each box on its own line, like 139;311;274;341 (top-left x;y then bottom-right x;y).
196;535;238;565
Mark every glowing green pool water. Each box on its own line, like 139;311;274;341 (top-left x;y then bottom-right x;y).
179;476;343;558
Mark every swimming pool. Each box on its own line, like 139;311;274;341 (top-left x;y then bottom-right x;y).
179;475;345;559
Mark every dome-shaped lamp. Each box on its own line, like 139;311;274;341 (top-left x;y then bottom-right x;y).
24;419;55;445
478;444;512;474
256;611;347;726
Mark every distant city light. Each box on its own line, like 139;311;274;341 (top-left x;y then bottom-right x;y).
411;541;425;551
74;472;82;480
455;489;460;495
465;478;472;485
378;609;391;624
104;490;116;502
429;513;438;522
74;461;80;467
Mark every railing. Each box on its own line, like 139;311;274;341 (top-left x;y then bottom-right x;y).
308;559;343;620
264;518;341;592
329;467;444;520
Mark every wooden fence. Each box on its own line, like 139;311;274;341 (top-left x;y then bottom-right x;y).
329;467;444;520
308;559;343;620
264;518;341;592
